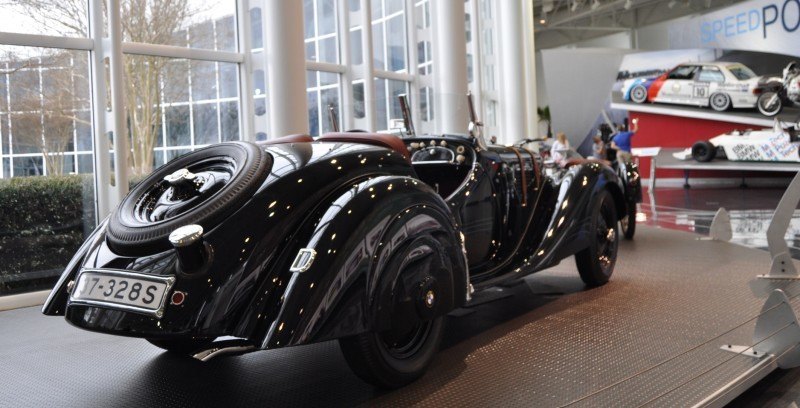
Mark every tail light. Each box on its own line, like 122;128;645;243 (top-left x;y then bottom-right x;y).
753;88;762;95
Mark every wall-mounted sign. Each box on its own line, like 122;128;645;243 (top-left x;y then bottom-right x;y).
669;0;800;57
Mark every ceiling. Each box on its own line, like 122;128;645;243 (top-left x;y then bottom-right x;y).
533;0;744;49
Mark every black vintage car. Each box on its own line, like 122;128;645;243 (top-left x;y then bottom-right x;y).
43;95;640;388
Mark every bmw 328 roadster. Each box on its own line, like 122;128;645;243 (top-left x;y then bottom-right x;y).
43;95;638;388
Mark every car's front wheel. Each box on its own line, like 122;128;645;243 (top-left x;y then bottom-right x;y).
575;189;618;286
709;92;731;111
620;201;636;240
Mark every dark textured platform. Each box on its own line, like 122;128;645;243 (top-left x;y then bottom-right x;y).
1;226;798;407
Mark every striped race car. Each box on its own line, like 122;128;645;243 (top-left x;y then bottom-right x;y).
622;62;763;112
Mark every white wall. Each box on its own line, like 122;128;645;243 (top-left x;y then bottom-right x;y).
540;48;629;147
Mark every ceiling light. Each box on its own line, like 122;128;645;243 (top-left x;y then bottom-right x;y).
624;0;632;10
539;18;547;24
591;0;601;10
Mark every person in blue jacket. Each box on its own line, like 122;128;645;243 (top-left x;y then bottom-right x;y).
611;118;639;163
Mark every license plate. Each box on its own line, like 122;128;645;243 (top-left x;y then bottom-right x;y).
70;269;176;318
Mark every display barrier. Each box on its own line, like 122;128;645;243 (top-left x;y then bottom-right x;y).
761;171;800;279
704;208;733;242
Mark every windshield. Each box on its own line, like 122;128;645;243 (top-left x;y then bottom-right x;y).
727;65;757;80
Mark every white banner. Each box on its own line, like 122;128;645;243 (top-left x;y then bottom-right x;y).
668;0;800;57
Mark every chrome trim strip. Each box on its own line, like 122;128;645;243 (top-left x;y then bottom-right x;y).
68;268;176;319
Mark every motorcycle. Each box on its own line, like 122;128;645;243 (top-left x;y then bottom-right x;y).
757;61;800;117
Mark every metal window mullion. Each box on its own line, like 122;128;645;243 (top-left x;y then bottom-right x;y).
374;69;412;82
361;0;376;131
88;0;112;218
306;61;346;73
107;0;129;204
186;29;196;150
405;0;420;130
212;19;222;145
121;42;244;64
338;0;354;130
37;57;46;176
0;31;93;51
468;0;484;121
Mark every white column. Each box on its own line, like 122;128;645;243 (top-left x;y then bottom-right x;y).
264;0;309;137
497;0;528;145
432;0;469;134
236;0;255;142
107;0;129;205
523;0;538;138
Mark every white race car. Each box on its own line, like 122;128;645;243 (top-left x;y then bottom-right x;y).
622;62;764;112
674;120;800;162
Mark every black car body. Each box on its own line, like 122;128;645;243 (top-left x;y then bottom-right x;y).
43;112;639;387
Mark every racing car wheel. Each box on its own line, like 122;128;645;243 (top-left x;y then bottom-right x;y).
107;142;272;255
691;141;716;162
630;85;648;104
709;92;731;112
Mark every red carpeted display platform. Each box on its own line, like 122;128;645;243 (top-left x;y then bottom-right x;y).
610;96;800;182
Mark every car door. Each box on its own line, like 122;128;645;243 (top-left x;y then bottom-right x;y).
694;66;725;105
660;65;698;103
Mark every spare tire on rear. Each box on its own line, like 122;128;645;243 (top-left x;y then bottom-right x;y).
107;142;271;255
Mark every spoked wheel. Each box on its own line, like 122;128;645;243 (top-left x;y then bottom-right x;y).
620;201;636;240
630;84;648;103
107;142;271;255
757;92;783;117
339;236;448;389
709;92;731;111
575;189;618;286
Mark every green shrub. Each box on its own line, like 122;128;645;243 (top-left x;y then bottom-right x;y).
0;175;94;294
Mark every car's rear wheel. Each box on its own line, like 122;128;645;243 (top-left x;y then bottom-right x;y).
339;236;448;389
691;140;716;162
630;84;648;103
709;92;731;111
575;189;618;287
757;92;783;116
107;142;271;255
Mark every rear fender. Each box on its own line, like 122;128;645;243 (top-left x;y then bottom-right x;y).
41;219;108;316
252;176;467;349
619;161;643;204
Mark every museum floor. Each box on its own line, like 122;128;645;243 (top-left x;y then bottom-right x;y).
0;185;798;407
0;185;799;407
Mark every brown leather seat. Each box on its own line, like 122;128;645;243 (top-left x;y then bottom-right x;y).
262;134;314;145
563;158;611;169
318;132;410;160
